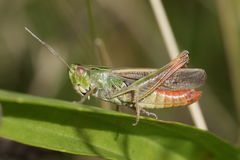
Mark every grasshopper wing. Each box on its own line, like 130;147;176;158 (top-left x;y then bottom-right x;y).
112;68;206;91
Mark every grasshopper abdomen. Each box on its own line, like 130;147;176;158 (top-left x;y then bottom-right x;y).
139;89;202;109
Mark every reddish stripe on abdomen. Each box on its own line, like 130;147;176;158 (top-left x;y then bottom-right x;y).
156;89;202;108
139;89;202;108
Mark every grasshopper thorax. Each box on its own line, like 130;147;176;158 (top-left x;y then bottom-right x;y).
69;64;91;96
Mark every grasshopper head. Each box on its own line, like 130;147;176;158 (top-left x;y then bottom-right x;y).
69;64;91;96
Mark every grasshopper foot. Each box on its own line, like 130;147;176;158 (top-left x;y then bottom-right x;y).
141;109;158;119
132;117;140;126
132;109;158;126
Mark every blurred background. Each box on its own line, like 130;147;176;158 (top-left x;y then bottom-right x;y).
0;0;240;159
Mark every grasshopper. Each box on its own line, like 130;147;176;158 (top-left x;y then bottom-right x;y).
25;27;206;125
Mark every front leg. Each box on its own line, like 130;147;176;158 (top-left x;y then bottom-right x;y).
76;87;97;104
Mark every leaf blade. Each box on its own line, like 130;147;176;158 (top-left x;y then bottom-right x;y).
0;89;239;160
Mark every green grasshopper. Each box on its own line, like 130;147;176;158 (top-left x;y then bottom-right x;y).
25;27;206;125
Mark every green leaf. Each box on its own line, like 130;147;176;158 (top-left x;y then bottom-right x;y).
0;89;239;160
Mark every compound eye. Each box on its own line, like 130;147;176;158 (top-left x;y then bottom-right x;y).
76;66;85;77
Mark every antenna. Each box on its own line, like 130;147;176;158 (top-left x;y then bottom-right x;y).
25;27;71;70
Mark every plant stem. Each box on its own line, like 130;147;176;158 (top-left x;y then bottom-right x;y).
85;0;101;65
149;0;208;130
85;0;97;41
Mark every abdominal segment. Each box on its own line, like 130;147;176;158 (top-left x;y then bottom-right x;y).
139;89;202;109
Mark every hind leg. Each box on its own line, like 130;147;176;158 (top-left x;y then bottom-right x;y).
132;104;141;126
